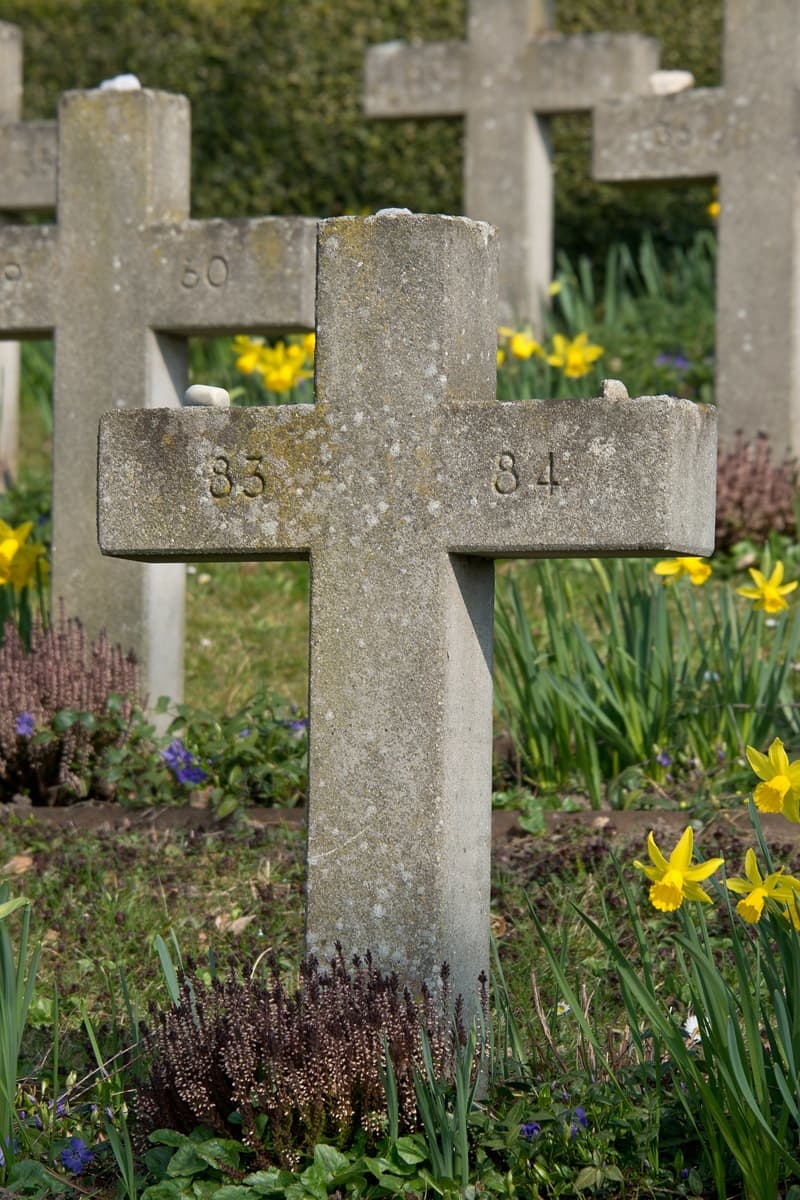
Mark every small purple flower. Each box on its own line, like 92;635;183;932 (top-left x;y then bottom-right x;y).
60;1136;94;1175
655;352;691;372
15;712;35;738
162;738;208;787
520;1121;541;1140
656;750;672;767
285;718;308;737
569;1106;588;1138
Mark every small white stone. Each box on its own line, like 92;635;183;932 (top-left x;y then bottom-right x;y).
98;73;142;91
649;69;694;96
600;378;630;402
183;384;230;408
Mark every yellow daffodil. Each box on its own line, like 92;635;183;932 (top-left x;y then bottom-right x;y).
496;348;506;366
233;335;267;375
0;519;47;593
745;737;800;820
301;332;316;364
258;341;313;393
508;331;543;361
653;556;712;586
736;562;797;613
707;200;720;220
634;826;723;912
546;332;603;379
726;847;800;924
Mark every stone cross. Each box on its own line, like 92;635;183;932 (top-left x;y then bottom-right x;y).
0;21;56;486
593;0;799;452
364;0;659;323
97;211;717;1005
0;87;316;705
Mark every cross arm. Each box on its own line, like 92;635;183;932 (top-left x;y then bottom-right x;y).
0;223;57;333
439;384;717;557
145;217;317;334
0;122;57;211
593;90;725;182
98;404;330;561
364;41;469;118
527;34;659;114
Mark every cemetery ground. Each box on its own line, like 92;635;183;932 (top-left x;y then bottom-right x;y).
4;234;800;1197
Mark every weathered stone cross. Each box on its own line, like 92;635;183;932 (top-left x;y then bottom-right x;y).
364;0;658;323
0;21;56;485
0;86;315;705
593;0;799;452
98;211;717;1005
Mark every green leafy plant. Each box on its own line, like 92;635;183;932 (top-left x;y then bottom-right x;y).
0;887;41;1179
495;555;800;807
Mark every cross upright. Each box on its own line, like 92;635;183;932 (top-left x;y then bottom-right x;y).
0;21;56;485
364;0;658;324
593;0;799;453
98;211;717;1006
0;86;316;704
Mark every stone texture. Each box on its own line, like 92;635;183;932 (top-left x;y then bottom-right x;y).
0;22;56;486
0;87;316;705
593;0;800;452
364;0;658;324
98;211;717;1006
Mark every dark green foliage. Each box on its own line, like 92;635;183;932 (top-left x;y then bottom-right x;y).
165;691;307;815
1;0;722;264
138;947;473;1169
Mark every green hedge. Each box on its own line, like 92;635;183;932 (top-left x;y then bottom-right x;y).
0;0;722;266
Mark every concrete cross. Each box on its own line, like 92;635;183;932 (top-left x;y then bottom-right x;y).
593;0;799;452
0;21;56;487
98;211;717;1006
364;0;658;324
0;87;316;706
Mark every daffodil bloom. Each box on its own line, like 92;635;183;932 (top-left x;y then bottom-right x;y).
0;520;48;593
233;335;267;375
653;556;712;586
634;826;723;912
301;332;316;363
707;200;720;220
496;348;506;366
726;847;800;924
508;331;542;360
546;332;603;378
782;897;800;929
745;737;800;819
736;562;797;613
258;341;313;393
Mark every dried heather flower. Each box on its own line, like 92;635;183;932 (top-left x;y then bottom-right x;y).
0;605;139;804
138;947;485;1171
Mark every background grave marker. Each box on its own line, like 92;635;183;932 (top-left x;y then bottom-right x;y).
364;0;659;323
593;0;799;452
0;21;56;486
98;211;717;1004
0;87;315;704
